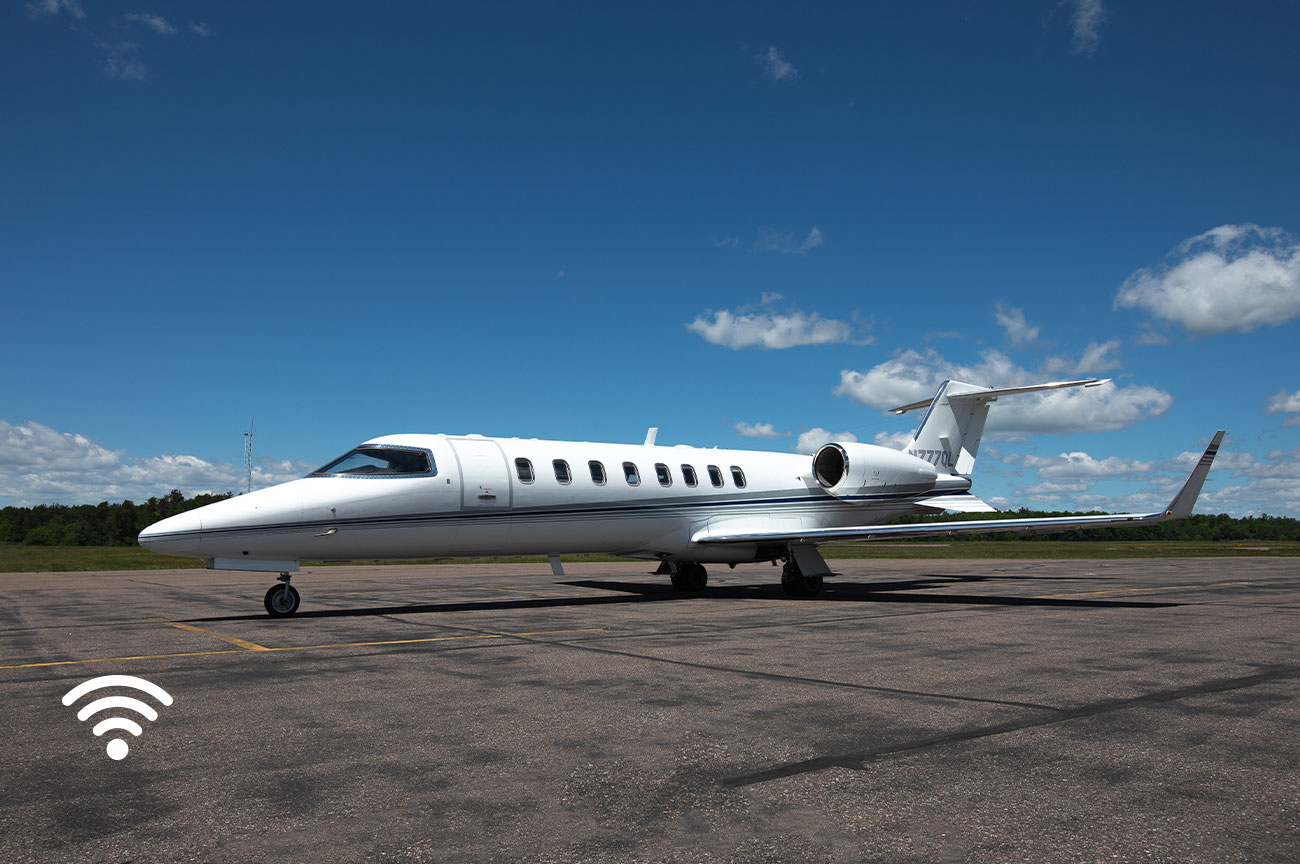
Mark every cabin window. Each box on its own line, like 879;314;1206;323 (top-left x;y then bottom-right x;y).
707;465;724;487
589;460;607;485
515;458;535;484
655;463;672;486
681;464;698;487
623;462;641;486
553;459;572;484
730;466;747;488
313;446;434;477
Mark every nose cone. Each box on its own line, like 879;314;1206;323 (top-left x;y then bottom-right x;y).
138;509;205;559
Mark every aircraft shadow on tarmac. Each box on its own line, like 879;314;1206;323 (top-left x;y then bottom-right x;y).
564;575;1181;610
181;572;1178;624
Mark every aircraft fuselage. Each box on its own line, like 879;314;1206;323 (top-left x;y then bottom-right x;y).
138;433;950;569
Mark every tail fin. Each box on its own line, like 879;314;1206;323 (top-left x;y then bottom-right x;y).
890;378;1110;475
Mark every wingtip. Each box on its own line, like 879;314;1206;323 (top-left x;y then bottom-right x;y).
1165;430;1225;519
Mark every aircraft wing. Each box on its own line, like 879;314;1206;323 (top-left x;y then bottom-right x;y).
694;431;1224;545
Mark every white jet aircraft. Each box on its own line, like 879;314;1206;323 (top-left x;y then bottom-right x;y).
138;379;1224;617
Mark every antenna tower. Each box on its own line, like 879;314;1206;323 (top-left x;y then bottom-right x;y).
243;419;256;495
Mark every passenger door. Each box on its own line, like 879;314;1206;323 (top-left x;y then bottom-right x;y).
447;437;512;554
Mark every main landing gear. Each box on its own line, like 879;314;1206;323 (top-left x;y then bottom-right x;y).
670;562;708;593
264;572;301;617
781;557;824;597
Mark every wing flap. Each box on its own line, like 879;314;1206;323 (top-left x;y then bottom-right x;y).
916;493;998;513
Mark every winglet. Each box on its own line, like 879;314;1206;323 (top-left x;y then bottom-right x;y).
1165;431;1225;518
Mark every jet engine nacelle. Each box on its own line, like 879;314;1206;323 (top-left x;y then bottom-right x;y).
812;442;939;497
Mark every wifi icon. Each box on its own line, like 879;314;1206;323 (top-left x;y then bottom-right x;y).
62;675;174;761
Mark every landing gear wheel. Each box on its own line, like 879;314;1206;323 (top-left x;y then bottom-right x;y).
670;563;708;593
781;560;824;598
264;576;301;617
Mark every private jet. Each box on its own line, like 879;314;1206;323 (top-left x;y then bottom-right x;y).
138;379;1224;617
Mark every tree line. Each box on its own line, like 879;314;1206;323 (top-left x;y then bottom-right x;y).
0;491;231;547
1;493;1296;547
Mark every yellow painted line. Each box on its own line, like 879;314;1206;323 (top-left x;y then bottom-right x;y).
265;633;504;651
261;627;606;653
162;621;271;651
1036;581;1242;599
0;628;603;671
0;649;245;670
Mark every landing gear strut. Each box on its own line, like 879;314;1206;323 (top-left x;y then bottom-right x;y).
264;572;301;617
670;562;708;593
781;558;823;597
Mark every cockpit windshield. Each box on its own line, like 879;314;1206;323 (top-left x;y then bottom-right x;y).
312;447;434;477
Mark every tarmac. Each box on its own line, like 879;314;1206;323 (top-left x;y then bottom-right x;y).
1;557;1297;863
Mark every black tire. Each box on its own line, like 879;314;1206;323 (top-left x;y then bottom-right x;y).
798;573;824;596
264;584;301;617
672;563;708;593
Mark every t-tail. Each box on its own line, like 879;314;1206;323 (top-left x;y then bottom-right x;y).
891;378;1112;475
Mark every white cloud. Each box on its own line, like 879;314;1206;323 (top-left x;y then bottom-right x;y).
190;22;212;37
1115;224;1300;336
755;226;823;255
993;303;1039;345
734;421;789;439
25;0;84;18
759;46;798;81
1064;339;1123;375
124;12;176;35
1017;439;1300;517
1065;0;1106;54
795;429;858;455
104;41;148;81
873;430;914;450
711;236;741;249
834;347;1171;436
1018;479;1092;498
1022;451;1154;480
686;296;867;350
0;420;312;506
1264;389;1300;415
0;420;122;472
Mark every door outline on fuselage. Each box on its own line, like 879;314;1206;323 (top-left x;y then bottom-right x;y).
447;436;513;510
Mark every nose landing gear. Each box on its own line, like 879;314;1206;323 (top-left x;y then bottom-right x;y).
264;572;301;617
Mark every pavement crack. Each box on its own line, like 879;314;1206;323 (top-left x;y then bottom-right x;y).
721;663;1300;788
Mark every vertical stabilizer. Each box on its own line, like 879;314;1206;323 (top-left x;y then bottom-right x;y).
900;381;994;475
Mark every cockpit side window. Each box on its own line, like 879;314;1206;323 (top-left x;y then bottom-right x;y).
313;447;434;477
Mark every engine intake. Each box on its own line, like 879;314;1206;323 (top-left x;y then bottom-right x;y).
812;441;939;496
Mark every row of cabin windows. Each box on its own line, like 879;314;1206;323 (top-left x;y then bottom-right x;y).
514;457;746;489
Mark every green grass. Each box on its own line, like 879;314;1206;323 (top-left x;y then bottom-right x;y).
2;541;1298;573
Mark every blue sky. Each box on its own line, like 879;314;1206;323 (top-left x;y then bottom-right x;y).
3;1;1299;516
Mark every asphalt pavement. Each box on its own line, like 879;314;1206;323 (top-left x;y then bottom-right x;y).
1;557;1297;863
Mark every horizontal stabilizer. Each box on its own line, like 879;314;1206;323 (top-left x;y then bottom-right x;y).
890;378;1110;414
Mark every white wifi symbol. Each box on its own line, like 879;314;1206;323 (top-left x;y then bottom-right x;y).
62;675;174;761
